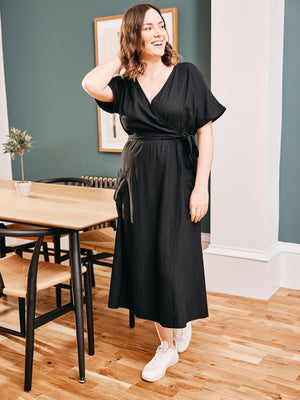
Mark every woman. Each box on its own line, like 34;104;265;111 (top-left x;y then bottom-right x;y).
82;3;226;382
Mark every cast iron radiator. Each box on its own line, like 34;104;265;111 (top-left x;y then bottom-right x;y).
81;175;118;229
81;175;118;189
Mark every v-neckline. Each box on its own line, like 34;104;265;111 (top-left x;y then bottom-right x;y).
136;64;178;106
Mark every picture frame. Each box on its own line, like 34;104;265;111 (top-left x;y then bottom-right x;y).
94;8;178;152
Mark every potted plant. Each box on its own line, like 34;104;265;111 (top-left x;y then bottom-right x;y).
2;127;34;196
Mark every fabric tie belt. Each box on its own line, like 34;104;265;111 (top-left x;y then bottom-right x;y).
128;132;199;169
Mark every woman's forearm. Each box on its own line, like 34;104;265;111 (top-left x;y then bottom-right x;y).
81;54;122;100
194;122;214;188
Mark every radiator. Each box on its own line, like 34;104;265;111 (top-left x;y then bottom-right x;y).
81;175;118;229
81;175;118;188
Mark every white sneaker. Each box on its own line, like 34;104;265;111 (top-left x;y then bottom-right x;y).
141;341;179;382
174;322;192;353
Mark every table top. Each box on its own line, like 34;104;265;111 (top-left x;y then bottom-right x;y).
0;179;118;230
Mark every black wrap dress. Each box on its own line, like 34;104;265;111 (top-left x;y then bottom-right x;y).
96;62;226;328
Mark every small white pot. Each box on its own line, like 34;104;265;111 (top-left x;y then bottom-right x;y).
15;181;32;197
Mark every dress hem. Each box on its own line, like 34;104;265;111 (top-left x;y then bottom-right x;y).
108;304;209;329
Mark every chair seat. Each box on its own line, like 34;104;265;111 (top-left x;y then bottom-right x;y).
5;223;68;242
0;254;86;298
79;227;116;253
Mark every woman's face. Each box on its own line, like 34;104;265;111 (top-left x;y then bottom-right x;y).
140;8;167;59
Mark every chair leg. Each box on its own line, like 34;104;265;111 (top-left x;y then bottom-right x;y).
18;297;26;335
90;263;95;287
24;296;36;391
85;250;95;287
84;262;94;356
53;235;61;263
42;243;50;262
69;279;73;303
53;235;62;307
15;248;23;258
0;235;6;258
56;286;62;307
129;310;135;328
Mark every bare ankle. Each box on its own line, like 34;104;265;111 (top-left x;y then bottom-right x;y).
167;340;176;350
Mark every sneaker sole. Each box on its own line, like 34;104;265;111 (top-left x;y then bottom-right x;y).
177;346;189;354
141;355;179;382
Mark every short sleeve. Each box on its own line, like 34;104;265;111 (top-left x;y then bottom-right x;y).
95;75;125;114
188;63;226;129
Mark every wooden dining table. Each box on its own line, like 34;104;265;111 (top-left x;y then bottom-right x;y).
0;179;118;384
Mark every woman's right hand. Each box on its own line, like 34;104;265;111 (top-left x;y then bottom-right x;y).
81;54;122;101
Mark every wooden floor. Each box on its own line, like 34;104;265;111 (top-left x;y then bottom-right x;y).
1;261;300;400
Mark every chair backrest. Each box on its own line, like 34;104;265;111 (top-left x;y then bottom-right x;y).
0;227;67;238
36;177;92;187
0;227;71;295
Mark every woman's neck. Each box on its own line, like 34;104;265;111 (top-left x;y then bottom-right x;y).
140;57;166;80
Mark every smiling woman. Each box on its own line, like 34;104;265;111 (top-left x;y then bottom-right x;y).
82;2;226;384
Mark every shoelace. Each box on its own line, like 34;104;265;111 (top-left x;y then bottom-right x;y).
149;344;170;366
175;328;186;338
174;324;190;339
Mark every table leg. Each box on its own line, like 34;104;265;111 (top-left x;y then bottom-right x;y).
69;230;85;383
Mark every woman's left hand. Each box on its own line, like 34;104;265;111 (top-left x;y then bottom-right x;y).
189;185;209;223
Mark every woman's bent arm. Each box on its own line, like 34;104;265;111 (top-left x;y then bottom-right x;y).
81;54;122;102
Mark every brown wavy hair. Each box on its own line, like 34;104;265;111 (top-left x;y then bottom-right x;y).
119;3;180;81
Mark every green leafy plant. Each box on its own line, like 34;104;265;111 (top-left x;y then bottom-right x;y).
2;127;34;182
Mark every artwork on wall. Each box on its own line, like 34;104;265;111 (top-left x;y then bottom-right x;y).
94;8;178;152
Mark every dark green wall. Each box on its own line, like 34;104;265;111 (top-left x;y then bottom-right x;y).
279;0;300;244
0;0;212;231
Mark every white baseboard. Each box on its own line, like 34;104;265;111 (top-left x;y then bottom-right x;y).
203;244;281;300
202;235;300;299
278;241;300;290
201;233;210;250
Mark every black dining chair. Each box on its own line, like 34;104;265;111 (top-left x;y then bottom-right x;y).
0;226;94;392
2;177;92;306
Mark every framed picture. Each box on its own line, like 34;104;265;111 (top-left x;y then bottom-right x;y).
94;8;178;152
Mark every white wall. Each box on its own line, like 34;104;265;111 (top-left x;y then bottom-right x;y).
204;0;285;299
0;12;12;180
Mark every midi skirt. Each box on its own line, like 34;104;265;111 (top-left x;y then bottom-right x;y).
108;134;209;328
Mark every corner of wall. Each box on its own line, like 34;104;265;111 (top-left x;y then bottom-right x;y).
0;12;12;180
